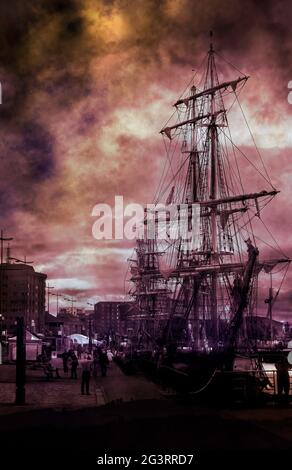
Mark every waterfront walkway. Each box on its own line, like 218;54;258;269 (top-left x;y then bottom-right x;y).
0;359;161;413
0;360;292;459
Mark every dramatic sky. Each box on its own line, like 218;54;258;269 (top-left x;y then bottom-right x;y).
1;0;292;319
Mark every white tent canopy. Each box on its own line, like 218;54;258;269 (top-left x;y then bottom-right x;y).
8;329;42;361
67;333;102;346
9;329;42;343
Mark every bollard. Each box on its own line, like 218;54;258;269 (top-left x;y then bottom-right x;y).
15;317;26;405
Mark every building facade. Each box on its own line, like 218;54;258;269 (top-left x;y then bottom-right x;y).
58;307;92;317
0;263;47;335
94;301;136;337
49;310;93;337
56;311;87;337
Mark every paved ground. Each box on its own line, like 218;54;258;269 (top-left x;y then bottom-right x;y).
99;360;161;403
0;360;292;465
0;359;99;410
0;359;162;413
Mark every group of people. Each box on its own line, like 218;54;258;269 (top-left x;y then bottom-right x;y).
60;346;112;395
61;350;79;379
80;348;111;395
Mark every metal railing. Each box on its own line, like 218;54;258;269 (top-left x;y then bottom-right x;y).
261;369;292;396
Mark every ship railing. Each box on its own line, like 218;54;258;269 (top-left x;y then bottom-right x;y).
156;366;292;402
230;368;292;397
259;369;292;396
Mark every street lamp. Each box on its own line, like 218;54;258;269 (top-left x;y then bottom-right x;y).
63;296;76;315
51;291;63;316
46;284;55;315
86;303;95;353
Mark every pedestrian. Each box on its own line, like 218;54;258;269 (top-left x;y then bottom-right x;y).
81;355;92;395
62;350;69;373
93;353;99;379
275;356;291;402
77;344;82;360
107;350;114;363
99;349;109;377
44;362;54;379
44;362;60;379
71;353;79;379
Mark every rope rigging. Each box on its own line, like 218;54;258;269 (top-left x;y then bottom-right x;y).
125;41;290;365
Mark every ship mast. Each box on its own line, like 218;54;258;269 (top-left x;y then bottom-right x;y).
208;32;219;347
190;84;199;349
129;34;291;356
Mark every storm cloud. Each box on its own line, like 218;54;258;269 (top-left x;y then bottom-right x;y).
0;0;292;317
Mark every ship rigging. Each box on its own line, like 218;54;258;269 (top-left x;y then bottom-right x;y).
127;35;290;368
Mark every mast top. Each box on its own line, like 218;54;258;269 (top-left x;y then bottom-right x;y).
209;30;214;53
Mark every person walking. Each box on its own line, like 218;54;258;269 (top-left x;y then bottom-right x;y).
275;355;291;402
107;350;114;363
99;349;109;377
62;350;69;373
71;353;79;379
81;355;92;395
77;344;83;360
93;350;99;378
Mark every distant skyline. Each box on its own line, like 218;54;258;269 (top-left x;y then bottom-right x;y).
0;0;292;319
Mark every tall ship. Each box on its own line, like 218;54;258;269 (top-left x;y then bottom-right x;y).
126;36;290;395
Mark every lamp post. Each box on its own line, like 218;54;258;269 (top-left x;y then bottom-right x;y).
51;291;62;316
46;284;55;315
15;316;26;405
87;302;94;353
